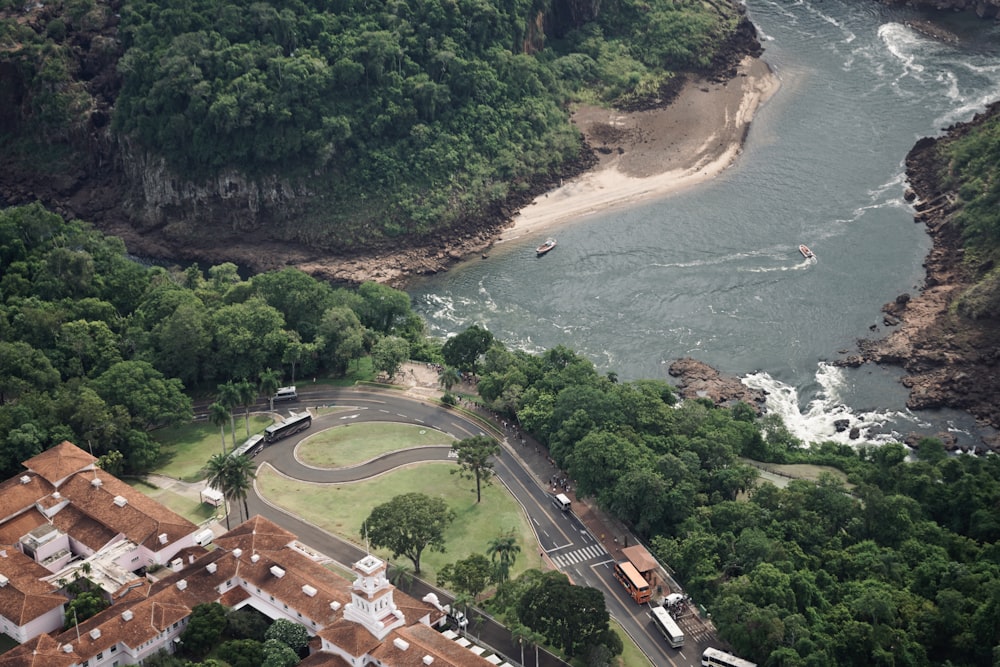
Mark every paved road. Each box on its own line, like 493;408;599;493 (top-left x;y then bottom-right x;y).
236;385;715;667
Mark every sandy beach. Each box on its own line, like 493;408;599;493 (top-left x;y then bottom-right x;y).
498;57;779;243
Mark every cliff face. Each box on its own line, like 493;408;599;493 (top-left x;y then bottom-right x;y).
847;101;1000;440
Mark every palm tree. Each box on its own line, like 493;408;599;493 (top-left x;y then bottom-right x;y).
208;402;230;454
235;379;257;439
205;453;233;530
205;453;257;528
226;454;256;523
438;366;462;392
259;368;281;411
487;531;521;585
216;381;241;450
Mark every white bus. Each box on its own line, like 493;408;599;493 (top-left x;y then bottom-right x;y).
651;606;684;648
702;647;757;667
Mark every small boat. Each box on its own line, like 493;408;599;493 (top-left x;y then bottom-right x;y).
536;238;557;256
799;244;815;259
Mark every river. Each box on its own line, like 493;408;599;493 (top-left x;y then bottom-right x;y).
407;0;1000;447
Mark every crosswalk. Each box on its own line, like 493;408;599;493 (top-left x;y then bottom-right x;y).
550;543;607;568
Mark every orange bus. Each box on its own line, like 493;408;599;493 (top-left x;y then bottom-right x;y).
614;560;651;604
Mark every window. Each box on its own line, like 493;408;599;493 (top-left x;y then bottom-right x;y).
97;652;104;660
110;646;117;653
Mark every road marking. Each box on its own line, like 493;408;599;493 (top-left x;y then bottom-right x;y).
339;414;360;420
447;450;459;459
550;544;607;568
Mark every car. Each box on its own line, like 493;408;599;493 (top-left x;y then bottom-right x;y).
273;386;298;402
443;605;468;630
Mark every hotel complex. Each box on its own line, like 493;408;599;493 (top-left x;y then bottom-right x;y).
0;442;506;666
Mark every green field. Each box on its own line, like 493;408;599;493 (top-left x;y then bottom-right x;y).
256;463;541;583
297;423;455;468
125;479;217;525
153;415;273;481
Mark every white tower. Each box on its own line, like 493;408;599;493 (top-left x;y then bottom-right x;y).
341;554;405;639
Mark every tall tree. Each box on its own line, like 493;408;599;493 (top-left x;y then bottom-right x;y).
217;381;241;450
363;493;455;574
451;435;501;503
371;335;410;380
487;531;522;584
259;368;281;411
205;453;257;528
442;325;495;375
438;553;493;603
235;379;257;440
208;402;230;454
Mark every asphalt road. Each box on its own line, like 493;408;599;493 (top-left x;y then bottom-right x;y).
235;386;716;667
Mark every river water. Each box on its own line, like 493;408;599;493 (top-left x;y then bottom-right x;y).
408;0;1000;446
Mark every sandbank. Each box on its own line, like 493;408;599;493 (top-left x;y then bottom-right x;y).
498;57;779;243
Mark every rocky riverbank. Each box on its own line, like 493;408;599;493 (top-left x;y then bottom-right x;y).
842;101;1000;444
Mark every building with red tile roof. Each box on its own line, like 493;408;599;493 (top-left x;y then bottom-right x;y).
0;444;511;667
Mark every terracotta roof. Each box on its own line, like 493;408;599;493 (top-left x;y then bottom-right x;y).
22;442;96;487
57;470;197;551
213;515;297;553
298;651;353;667
319;618;383;658
621;544;658;573
0;474;53;524
0;548;67;625
49;503;117;552
0;633;78;667
0;508;47;545
370;623;499;667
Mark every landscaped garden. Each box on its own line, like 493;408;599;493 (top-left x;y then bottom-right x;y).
297;423;455;468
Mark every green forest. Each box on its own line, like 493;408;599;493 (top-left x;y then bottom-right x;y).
2;203;1000;665
936;104;1000;319
1;0;746;246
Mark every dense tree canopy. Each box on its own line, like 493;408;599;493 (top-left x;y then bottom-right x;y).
0;205;428;479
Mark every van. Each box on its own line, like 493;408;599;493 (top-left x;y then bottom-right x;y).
554;493;571;511
273;386;297;402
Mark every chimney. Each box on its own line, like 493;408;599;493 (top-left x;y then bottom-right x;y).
176;579;187;591
0;574;9;587
63;644;73;653
158;533;168;545
122;610;133;622
330;601;341;611
19;476;30;485
206;563;217;574
113;495;127;507
233;548;242;559
393;638;410;651
423;656;434;665
270;565;285;578
302;584;317;597
251;553;260;563
90;477;102;488
89;629;101;640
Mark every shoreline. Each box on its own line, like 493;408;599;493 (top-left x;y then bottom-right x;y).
496;57;779;244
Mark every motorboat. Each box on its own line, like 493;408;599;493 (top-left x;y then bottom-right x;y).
799;244;815;259
536;238;557;256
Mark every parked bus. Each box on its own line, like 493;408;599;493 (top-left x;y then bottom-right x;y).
651;606;684;648
264;412;312;443
231;434;265;458
702;648;757;667
614;560;651;604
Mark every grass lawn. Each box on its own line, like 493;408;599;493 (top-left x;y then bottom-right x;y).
298;423;455;468
257;463;543;583
153;415;273;482
126;479;218;525
609;618;651;667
